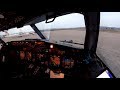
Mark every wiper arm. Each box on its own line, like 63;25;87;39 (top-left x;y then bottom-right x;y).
60;40;84;45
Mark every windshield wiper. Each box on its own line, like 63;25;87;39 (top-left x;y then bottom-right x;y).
0;38;6;45
60;40;84;45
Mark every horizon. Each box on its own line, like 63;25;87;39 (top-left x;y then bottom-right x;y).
1;12;120;36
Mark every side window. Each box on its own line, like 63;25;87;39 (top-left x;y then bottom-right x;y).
97;12;120;78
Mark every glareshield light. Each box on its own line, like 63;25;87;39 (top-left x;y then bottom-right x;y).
50;44;53;49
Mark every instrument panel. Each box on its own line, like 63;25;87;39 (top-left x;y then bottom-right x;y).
8;40;83;68
0;39;108;79
0;39;84;79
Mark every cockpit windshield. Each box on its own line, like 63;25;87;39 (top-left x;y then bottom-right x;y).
0;13;86;49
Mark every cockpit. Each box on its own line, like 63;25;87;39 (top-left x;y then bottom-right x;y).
0;10;115;79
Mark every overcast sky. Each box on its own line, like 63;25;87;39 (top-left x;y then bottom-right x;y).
35;12;120;29
100;12;120;27
1;12;120;35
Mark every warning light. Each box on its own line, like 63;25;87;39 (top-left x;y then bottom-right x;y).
50;44;53;49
